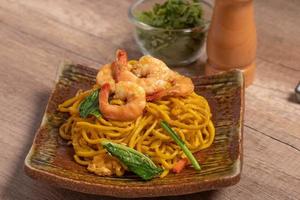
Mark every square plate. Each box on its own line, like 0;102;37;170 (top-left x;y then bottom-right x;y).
24;63;244;198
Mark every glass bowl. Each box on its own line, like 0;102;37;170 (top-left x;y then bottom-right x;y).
128;0;213;66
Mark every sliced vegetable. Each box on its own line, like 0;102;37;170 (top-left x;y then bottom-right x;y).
172;158;188;173
160;121;201;171
79;89;101;118
101;141;163;180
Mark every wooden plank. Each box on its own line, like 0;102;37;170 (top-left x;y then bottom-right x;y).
1;0;133;43
0;24;99;83
245;59;300;150
255;0;300;70
0;7;113;67
0;0;142;64
2;0;300;70
222;127;300;200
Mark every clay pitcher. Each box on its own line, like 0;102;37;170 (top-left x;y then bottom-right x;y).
205;0;256;87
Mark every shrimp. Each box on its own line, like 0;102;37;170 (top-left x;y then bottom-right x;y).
134;56;173;94
99;81;146;121
165;72;194;97
113;54;172;95
146;72;194;101
98;49;194;102
96;49;128;91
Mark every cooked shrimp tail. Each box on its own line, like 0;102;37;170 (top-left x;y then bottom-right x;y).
111;61;121;83
116;49;127;65
112;49;132;83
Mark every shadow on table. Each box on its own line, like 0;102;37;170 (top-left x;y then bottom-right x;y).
287;92;299;104
2;89;216;200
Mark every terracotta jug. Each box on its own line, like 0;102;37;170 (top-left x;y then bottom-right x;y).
205;0;256;87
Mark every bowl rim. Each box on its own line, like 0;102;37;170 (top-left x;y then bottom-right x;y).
128;0;213;32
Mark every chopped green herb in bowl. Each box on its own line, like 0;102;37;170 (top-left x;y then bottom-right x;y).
129;0;212;66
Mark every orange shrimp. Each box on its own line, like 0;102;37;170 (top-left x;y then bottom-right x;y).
111;49;128;82
98;49;194;102
113;53;171;96
99;82;146;121
147;72;194;101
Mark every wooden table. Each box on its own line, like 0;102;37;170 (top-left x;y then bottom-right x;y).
0;0;299;199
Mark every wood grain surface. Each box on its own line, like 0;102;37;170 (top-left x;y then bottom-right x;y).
0;0;299;199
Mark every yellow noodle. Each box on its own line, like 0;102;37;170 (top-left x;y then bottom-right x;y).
160;169;169;178
58;89;215;178
74;155;91;166
58;89;91;109
152;130;170;141
154;146;178;159
82;130;105;144
110;99;124;105
159;158;174;169
77;121;134;132
98;117;113;126
129;116;153;148
137;121;157;152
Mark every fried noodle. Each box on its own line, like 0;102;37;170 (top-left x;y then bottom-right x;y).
58;88;215;178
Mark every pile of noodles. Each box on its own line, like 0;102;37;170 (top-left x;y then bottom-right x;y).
58;87;215;178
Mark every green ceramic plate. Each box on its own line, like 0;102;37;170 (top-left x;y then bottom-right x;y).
24;63;244;198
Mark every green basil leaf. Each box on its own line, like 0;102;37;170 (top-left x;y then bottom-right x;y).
101;141;163;180
79;89;101;118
